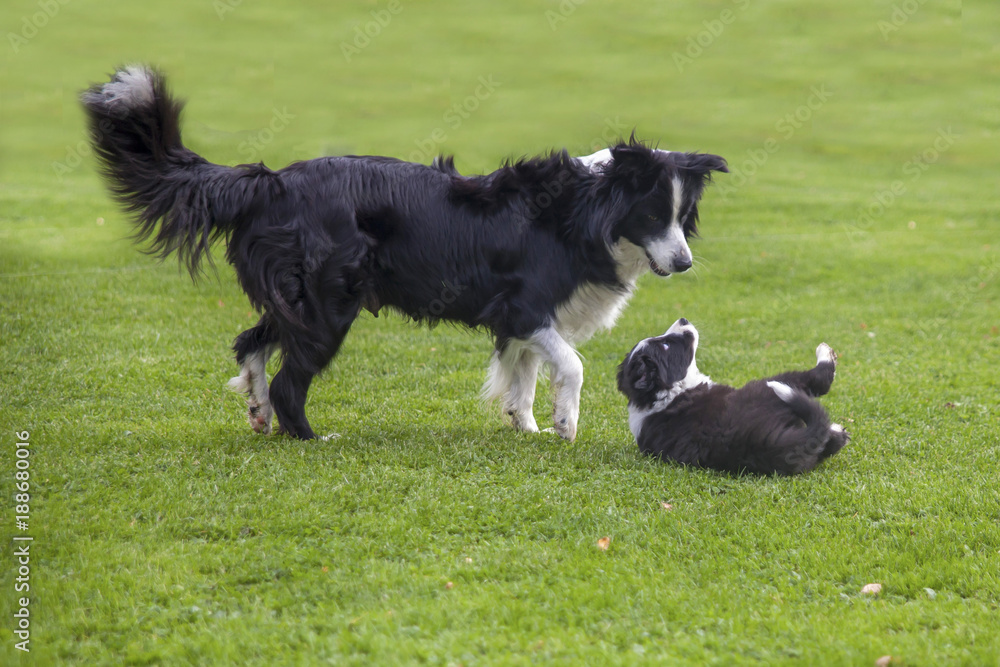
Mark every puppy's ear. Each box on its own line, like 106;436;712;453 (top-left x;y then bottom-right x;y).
605;141;664;196
618;352;657;393
633;361;655;391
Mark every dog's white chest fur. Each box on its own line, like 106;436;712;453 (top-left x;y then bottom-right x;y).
553;240;650;344
553;283;634;343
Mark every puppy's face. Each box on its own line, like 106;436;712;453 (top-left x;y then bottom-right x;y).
617;318;700;407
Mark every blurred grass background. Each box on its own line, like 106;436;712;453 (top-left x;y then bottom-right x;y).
2;0;998;664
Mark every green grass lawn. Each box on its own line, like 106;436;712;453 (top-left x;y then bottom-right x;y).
2;0;998;664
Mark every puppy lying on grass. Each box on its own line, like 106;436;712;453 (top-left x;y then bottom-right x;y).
618;318;849;475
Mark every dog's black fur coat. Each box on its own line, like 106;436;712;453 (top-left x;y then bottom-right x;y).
82;66;727;439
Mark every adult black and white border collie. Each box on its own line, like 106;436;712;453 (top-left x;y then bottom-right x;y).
618;319;849;475
82;65;728;440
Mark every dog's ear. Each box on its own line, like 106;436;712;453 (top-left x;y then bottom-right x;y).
618;351;658;394
605;142;664;196
680;152;729;182
588;138;665;243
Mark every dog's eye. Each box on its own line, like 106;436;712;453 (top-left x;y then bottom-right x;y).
647;215;659;222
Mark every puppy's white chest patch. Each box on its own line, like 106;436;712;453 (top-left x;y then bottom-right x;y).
627;370;713;441
628;404;651;441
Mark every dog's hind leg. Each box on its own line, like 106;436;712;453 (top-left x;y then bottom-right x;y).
821;423;851;460
484;341;541;433
229;316;280;434
269;313;356;440
269;360;317;440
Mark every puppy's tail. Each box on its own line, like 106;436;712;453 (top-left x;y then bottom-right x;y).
81;65;279;276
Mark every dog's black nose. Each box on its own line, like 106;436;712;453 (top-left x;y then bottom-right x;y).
673;256;692;272
678;318;689;326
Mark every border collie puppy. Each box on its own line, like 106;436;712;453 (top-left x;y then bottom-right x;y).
81;65;728;440
618;319;849;475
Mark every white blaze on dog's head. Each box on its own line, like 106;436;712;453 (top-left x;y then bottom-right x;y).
642;175;692;276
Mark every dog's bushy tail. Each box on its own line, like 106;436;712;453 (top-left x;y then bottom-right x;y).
81;65;278;275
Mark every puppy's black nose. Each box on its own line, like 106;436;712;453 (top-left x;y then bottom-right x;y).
678;318;689;326
673;257;692;272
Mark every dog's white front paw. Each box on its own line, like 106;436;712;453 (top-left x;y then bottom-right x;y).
551;408;578;442
541;425;577;441
555;420;577;441
816;342;837;365
508;410;539;433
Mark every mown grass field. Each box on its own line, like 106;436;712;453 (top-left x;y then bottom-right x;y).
1;0;997;664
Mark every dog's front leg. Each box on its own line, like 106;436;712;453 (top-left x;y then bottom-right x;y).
483;342;540;432
530;327;583;441
506;349;541;432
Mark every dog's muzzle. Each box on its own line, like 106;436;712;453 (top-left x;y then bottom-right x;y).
645;252;669;276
